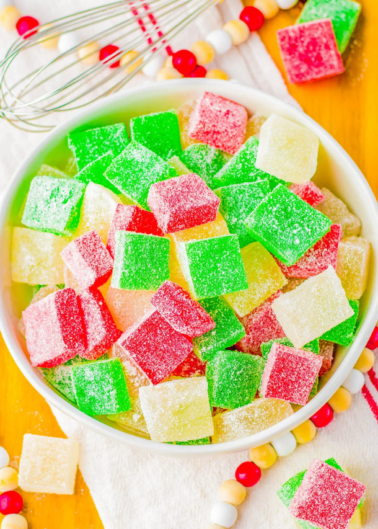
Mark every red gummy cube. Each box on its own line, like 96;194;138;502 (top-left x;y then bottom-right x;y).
23;288;85;367
171;350;207;378
107;204;164;258
290;181;325;207
78;287;122;360
189;91;248;155
261;343;323;405
147;173;220;234
61;230;113;289
289;459;366;529
277;20;345;84
118;308;193;384
150;280;216;337
277;224;342;279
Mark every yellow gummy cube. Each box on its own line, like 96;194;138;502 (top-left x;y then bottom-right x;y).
177;99;199;149
111;343;150;399
347;507;362;529
168;156;190;176
107;397;149;436
105;287;154;332
315;188;361;237
224;242;287;317
11;227;69;285
245;113;266;141
172;212;229;249
167;236;191;291
336;236;370;300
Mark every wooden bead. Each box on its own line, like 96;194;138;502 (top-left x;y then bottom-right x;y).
0;468;18;493
219;479;246;506
121;50;143;74
223;20;250;46
249;443;277;469
164;55;173;68
251;0;279;19
191;40;215;65
39;25;60;49
328;387;352;413
156;67;183;81
0;6;21;31
354;347;375;373
77;42;100;65
1;514;28;529
292;420;317;444
206;69;229;80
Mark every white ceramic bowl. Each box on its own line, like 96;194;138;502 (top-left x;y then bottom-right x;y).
1;79;377;457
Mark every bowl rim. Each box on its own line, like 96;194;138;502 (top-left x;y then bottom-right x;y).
1;78;378;457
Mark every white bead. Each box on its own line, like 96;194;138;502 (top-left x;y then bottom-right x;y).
342;369;365;394
58;33;80;54
0;447;10;470
271;432;297;457
0;0;14;8
206;30;232;55
276;0;299;8
210;501;238;528
142;55;165;78
1;514;28;529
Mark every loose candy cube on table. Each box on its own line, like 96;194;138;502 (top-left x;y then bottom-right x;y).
316;188;361;237
319;340;335;376
179;144;230;189
290;181;325;207
171;350;206;378
19;434;79;494
105;287;154;332
336;237;370;300
321;299;359;346
261;337;320;361
74;152;119;194
107;397;149;435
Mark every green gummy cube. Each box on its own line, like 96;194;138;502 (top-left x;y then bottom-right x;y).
68;123;129;171
321;299;359;346
261;337;320;361
167;437;211;446
22;176;86;236
179;144;230;189
37;164;69;179
104;142;176;209
193;297;245;362
130;110;182;160
245;185;332;266
72;358;131;416
74;152;119;194
168;156;190;176
206;350;264;409
297;0;361;53
112;231;170;290
215;181;270;248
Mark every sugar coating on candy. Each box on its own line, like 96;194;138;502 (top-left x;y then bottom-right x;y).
21;176;86;236
41;356;89;404
139;377;214;442
107;204;163;259
150;281;215;337
289;459;366;529
178;234;248;299
179;144;230;189
245;185;332;266
74;152;119;194
168;155;190;176
19;434;79;494
147;173;220;234
105;287;154;332
168;437;211;446
104;142;176;209
319;340;335;377
277;224;342;279
118;308;193;384
112;232;170;291
282;278;305;294
189;91;248;155
272;266;354;348
167;236;192;292
12;227;68;285
193;297;245;362
177;99;199;149
290;181;325;207
206;350;264;409
107;397;149;435
171;350;206;378
315;188;361;237
170;211;229;253
23;288;85;368
336;237;370;300
245;113;266;141
224;242;287;317
215;180;271;248
261;337;320;361
212;398;293;444
277;20;344;84
321;299;359;346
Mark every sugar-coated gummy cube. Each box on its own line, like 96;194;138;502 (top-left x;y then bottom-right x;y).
112;232;170;290
193;297;245;361
19;434;79;494
245;185;332;266
21;176;86;236
189;91;248;155
168;155;190;176
104;142;176;209
206;350;264;409
336;237;370;300
150;281;215;337
167;437;211;446
178;234;248;299
167;237;192;292
261;337;320;361
224;242;287;317
272;266;354;348
74;152;119;194
23;288;85;368
130;110;182;160
139;377;214;442
177;99;199;149
68;123;129;171
171;350;207;378
72;358;131;416
212;398;293;444
170;211;229;252
105;287;154;332
321;300;359;346
290;181;325;207
118;308;193;384
245;113;266;140
315;188;361;237
41;356;90;404
319;340;334;376
147;173;220;234
37;164;69;179
107;397;149;435
277;20;344;84
12;227;68;285
179;144;230;189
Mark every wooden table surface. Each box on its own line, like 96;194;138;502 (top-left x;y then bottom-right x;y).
0;2;376;527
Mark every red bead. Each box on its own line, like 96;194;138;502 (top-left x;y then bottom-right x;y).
310;403;334;428
188;65;207;78
99;45;121;68
366;326;378;350
0;491;24;515
235;461;261;487
16;16;39;39
239;6;265;31
172;49;197;76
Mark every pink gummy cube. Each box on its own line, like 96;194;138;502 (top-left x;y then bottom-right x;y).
277;20;345;84
261;343;323;405
277;224;342;278
150;281;216;337
289;459;366;529
118;308;193;384
78;287;122;360
61;230;113;290
171;350;207;378
23;288;85;368
290;181;325;207
107;204;164;258
188;92;248;155
147;173;220;234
